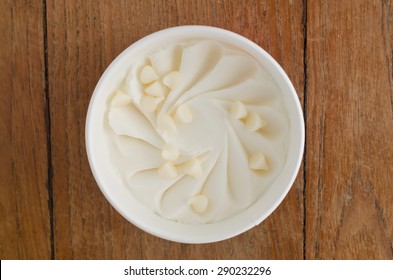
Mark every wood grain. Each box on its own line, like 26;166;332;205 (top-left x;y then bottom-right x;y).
4;0;392;260
306;0;393;259
0;0;51;259
46;0;304;259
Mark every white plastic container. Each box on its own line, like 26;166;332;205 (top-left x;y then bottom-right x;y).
86;26;305;243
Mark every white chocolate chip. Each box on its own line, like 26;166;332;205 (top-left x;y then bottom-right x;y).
111;90;132;107
244;112;267;131
161;143;180;162
144;80;168;98
140;95;162;112
184;158;202;178
140;65;159;84
249;153;269;171
157;112;177;134
188;194;208;213
163;71;182;89
158;162;178;179
230;101;248;119
174;104;193;123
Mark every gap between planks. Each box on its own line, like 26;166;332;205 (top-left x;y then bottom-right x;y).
302;0;308;261
42;0;55;260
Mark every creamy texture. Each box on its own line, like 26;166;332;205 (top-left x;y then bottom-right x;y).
106;40;289;223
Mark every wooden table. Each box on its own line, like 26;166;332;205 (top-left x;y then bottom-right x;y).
1;0;392;260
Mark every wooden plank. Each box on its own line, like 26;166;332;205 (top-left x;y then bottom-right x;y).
306;0;393;259
47;0;304;259
0;0;51;259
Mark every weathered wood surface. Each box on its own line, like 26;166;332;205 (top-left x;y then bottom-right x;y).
0;0;51;259
1;0;392;259
306;0;393;259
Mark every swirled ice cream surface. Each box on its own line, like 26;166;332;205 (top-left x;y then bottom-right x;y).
106;40;289;224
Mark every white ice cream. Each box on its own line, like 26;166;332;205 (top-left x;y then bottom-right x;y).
106;40;289;224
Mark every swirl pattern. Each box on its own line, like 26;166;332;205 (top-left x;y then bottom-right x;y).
106;40;289;223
